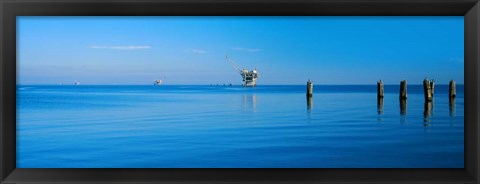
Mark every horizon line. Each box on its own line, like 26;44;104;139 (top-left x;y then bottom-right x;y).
16;83;465;86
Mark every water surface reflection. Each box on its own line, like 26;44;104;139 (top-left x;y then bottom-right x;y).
449;97;456;125
377;98;384;122
307;97;313;123
449;97;456;117
423;101;433;126
243;94;257;112
400;99;407;124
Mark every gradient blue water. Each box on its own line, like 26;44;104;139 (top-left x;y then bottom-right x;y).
16;85;464;168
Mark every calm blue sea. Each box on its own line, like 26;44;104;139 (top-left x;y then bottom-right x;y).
16;85;464;168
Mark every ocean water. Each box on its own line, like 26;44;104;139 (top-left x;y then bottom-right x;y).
16;85;464;168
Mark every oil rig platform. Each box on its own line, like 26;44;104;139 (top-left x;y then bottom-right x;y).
226;55;259;87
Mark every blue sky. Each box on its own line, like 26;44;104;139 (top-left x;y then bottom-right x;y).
17;16;464;85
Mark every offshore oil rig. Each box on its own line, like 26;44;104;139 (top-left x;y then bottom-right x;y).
226;55;259;87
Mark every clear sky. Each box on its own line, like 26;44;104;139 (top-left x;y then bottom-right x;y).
17;16;464;85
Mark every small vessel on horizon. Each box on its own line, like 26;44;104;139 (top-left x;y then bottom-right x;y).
154;80;163;86
74;81;80;85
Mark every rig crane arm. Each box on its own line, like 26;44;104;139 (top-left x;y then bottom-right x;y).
226;55;243;74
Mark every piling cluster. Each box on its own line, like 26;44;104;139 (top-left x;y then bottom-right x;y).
379;79;456;123
305;78;457;121
374;79;456;103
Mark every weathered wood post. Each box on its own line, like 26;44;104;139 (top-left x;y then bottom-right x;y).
423;78;433;102
449;80;456;98
377;80;384;99
399;80;407;100
398;80;407;118
377;80;384;115
306;79;313;97
449;80;456;118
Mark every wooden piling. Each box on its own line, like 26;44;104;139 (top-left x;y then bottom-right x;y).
399;80;407;100
306;79;313;97
449;80;456;98
377;80;384;99
423;78;433;102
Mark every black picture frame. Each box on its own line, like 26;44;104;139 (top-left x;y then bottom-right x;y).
1;0;479;183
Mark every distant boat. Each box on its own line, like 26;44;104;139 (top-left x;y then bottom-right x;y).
154;80;162;86
74;81;80;85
